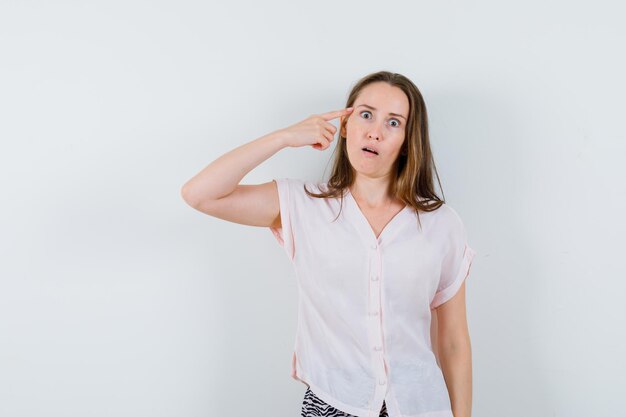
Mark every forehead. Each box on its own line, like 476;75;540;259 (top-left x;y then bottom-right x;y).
354;82;409;114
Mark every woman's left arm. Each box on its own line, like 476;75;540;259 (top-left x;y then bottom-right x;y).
435;280;473;417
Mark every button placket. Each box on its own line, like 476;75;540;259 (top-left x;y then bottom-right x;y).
368;251;382;320
366;240;387;399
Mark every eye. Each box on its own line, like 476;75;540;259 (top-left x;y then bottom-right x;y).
360;110;372;119
360;110;401;128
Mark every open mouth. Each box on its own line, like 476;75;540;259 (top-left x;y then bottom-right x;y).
362;147;379;155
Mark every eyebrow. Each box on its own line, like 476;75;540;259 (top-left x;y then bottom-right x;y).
356;104;407;121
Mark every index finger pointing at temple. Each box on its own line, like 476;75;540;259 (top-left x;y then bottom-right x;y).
320;107;354;121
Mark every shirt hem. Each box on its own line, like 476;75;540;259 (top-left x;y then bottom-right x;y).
296;375;377;417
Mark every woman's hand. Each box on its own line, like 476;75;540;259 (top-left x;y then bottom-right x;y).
278;107;354;150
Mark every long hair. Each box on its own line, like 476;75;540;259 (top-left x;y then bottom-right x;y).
304;70;446;230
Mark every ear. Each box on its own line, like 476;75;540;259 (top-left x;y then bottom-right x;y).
340;116;347;137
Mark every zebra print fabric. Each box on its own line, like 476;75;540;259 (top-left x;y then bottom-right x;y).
301;387;389;417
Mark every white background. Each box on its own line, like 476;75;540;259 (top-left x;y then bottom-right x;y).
1;1;625;416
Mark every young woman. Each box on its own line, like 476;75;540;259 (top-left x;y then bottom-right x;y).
181;71;475;417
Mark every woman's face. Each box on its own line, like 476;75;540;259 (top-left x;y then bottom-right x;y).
341;82;409;178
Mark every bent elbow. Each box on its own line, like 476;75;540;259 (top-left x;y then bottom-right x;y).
180;184;198;208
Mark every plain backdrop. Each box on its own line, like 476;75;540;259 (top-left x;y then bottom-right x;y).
1;1;625;416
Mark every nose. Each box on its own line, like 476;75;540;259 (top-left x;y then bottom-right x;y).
368;127;381;140
367;119;385;140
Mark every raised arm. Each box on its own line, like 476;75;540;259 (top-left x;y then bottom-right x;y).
180;131;287;228
180;107;352;228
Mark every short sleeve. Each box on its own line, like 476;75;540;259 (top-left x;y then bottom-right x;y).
430;206;476;310
269;178;296;262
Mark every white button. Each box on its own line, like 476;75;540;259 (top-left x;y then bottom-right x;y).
371;275;379;281
371;244;377;249
374;345;382;351
379;378;386;385
370;311;379;316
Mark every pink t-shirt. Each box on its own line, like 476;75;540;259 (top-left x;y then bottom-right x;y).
269;178;476;417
